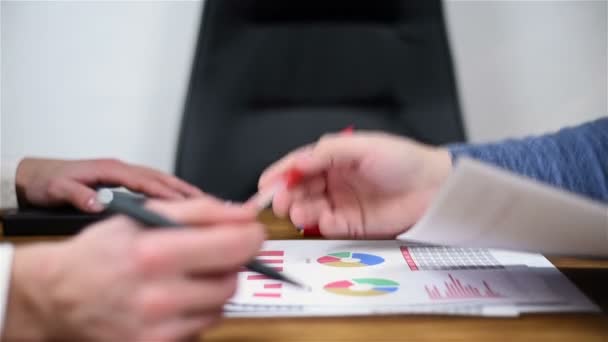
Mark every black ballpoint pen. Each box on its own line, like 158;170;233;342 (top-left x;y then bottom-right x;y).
96;189;302;287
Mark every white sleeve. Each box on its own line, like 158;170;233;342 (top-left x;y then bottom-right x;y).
0;158;21;209
0;244;14;337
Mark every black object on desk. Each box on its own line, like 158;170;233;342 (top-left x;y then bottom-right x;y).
1;207;110;236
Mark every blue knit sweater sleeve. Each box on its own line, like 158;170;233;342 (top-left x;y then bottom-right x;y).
448;118;608;203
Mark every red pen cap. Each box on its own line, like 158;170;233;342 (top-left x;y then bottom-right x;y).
285;125;353;188
284;125;353;190
341;125;354;134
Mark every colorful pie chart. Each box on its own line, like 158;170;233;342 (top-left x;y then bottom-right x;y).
324;278;400;296
317;252;384;267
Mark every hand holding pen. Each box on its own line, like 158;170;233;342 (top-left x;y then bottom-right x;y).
252;126;354;236
97;189;303;287
255;126;451;240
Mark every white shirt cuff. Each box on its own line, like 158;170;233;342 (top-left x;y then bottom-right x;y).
0;158;21;209
0;244;14;337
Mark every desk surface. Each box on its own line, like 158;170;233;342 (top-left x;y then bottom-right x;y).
2;211;607;341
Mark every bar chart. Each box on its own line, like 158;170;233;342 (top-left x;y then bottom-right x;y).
425;274;503;300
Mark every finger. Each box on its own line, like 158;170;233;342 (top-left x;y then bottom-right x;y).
258;145;313;190
289;176;326;201
141;314;221;341
268;173;324;219
146;197;257;225
135;179;186;200
135;274;236;322
134;223;265;274
47;179;104;212
318;210;351;239
293;134;373;176
76;215;141;241
289;196;331;228
181;275;237;314
156;174;205;198
90;160;186;200
260;134;373;191
133;164;205;198
271;185;295;219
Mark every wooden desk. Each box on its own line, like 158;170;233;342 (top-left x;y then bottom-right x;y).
2;211;607;341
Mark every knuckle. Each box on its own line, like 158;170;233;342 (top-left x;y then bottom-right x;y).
46;178;65;197
134;288;174;322
129;182;145;193
132;240;167;277
224;224;265;266
219;233;250;267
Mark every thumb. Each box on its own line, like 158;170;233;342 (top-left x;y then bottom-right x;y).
295;134;372;175
55;180;104;213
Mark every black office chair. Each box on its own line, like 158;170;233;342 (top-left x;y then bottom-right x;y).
176;0;466;201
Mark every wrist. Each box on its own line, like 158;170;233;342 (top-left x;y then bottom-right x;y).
14;158;36;207
3;243;62;340
422;147;452;188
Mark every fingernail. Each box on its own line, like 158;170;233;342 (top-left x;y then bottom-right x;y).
87;197;104;211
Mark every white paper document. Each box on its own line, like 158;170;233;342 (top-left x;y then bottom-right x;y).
226;240;598;317
399;158;608;257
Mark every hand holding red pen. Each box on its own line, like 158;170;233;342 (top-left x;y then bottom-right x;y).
258;131;453;239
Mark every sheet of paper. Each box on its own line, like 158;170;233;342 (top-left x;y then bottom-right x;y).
398;158;608;257
226;240;599;317
225;302;521;318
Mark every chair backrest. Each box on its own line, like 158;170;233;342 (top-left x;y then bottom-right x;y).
176;0;466;201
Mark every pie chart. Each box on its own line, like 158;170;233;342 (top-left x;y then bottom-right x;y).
317;252;384;267
324;278;400;296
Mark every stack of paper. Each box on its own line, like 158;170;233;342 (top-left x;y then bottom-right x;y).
226;240;598;317
398;158;608;257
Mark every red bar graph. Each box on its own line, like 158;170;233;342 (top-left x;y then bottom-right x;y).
253;292;281;298
247;274;272;281
246;250;286;299
400;246;419;271
258;250;284;257
425;274;503;300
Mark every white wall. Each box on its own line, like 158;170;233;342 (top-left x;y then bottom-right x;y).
445;0;607;142
1;1;202;172
1;0;607;173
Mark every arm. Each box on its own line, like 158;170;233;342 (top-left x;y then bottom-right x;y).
0;159;20;209
449;118;608;203
0;245;13;338
0;159;19;336
259;117;607;240
2;198;263;340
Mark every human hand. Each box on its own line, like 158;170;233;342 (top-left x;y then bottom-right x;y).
15;158;204;212
259;132;452;238
3;196;264;341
